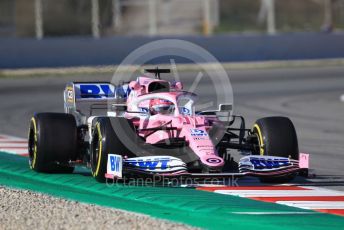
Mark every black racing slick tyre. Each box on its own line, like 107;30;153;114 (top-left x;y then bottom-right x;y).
90;117;138;182
252;116;299;183
28;113;77;173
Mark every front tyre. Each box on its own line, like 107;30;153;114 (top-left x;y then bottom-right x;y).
28;113;77;173
90;117;137;182
252;116;299;183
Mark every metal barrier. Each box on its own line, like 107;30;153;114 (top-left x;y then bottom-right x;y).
1;33;344;69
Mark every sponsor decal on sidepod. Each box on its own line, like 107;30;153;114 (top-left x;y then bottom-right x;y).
190;129;208;137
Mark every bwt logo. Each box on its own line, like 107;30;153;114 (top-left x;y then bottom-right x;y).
79;84;115;98
109;155;121;172
250;158;290;169
125;158;170;170
190;129;208;137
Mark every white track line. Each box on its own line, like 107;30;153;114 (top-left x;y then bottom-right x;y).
276;201;344;210
0;139;27;143
203;186;344;216
231;211;319;215
301;186;344;193
215;190;343;197
0;143;28;147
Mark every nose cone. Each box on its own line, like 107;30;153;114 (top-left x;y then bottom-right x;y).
200;156;224;167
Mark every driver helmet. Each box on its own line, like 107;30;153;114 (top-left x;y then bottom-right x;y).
149;99;175;115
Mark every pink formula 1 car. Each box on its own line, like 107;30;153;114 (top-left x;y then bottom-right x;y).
28;68;309;183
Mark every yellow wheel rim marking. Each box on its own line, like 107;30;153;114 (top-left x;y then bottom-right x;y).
30;117;38;169
93;123;103;177
253;124;264;155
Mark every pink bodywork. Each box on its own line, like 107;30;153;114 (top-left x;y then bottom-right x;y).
299;153;309;169
125;76;224;168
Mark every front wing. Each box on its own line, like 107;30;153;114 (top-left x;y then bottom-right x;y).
104;154;309;180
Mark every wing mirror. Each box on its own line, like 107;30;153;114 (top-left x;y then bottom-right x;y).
219;104;232;111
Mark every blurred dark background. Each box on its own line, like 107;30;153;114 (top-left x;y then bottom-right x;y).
1;0;343;38
1;0;344;69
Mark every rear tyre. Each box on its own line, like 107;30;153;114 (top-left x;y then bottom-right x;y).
28;113;77;173
252;116;299;183
90;117;137;182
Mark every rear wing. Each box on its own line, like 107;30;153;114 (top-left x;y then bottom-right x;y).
64;82;128;125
